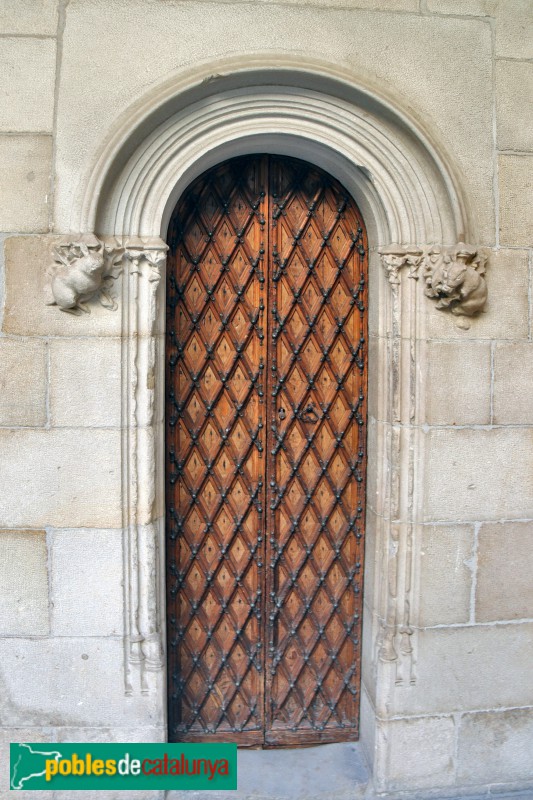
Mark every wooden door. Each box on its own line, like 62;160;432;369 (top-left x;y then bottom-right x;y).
166;155;367;747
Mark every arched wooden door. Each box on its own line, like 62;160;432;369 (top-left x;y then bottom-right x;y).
166;155;368;747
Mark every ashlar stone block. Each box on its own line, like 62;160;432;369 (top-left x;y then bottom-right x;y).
458;708;533;784
424;427;533;522
50;529;124;636
495;0;533;59
493;342;533;425
381;715;455;791
425;249;529;340
0;637;163;727
496;61;533;152
2;236;123;337
425;341;491;425
0;429;122;529
234;0;419;6
56;726;166;743
0;138;52;233
0;39;56;133
0;338;46;427
426;0;497;14
419;524;474;626
0;0;58;35
391;623;533;715
499;155;533;247
0;530;49;635
476;521;533;622
50;338;122;428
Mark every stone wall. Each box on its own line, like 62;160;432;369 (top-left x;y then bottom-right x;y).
0;0;532;797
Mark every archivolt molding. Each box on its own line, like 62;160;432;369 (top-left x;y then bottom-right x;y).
65;60;479;697
88;87;465;249
76;55;472;246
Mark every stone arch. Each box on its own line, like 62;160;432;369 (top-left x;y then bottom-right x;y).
71;56;479;774
78;54;471;248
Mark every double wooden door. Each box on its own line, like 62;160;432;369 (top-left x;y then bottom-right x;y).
166;155;368;747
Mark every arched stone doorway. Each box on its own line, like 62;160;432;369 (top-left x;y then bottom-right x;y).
73;54;473;787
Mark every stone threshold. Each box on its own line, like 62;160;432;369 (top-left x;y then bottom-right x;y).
374;790;533;800
166;741;369;799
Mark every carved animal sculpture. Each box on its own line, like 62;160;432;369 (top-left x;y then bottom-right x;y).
429;257;487;317
46;242;114;314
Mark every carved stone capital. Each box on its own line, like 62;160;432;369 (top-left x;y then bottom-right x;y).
45;234;168;315
379;243;424;285
379;241;488;327
122;236;168;285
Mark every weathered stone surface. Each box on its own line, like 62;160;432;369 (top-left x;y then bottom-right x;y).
392;623;533;715
458;708;533;784
50;529;123;636
384;715;455;790
493;342;533;424
476;521;533;622
361;604;376;707
0;338;46;426
50;338;122;427
426;0;497;14
55;4;494;241
425;341;491;425
0;429;122;528
367;252;381;339
367;335;379;420
0;0;58;35
0;3;530;795
168;742;369;800
0;139;51;233
499;155;533;246
424;428;533;521
365;417;385;517
2;236;123;336
54;792;164;800
496;61;533;152
56;726;166;743
419;524;474;626
359;686;376;771
0;531;49;635
0;637;163;727
0;39;56;133
495;0;533;59
363;508;377;613
190;0;418;5
425;249;529;340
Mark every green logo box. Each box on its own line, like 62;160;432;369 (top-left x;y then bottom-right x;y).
10;742;237;791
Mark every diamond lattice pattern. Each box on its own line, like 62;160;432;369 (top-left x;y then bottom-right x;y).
166;155;367;746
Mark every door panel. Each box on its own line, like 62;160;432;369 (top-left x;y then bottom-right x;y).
265;158;367;745
166;155;367;746
166;158;268;744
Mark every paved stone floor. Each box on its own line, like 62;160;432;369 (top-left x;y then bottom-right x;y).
165;740;533;800
167;741;369;800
